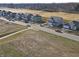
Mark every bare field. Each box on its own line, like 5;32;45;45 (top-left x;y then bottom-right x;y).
0;30;79;57
1;8;79;21
0;19;26;36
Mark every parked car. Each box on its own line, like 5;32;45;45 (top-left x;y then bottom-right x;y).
55;29;63;33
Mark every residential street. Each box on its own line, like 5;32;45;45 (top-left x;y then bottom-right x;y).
0;17;27;26
0;17;79;41
32;24;79;41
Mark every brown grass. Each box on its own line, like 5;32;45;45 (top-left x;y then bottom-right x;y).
0;30;79;57
1;8;79;21
0;19;26;35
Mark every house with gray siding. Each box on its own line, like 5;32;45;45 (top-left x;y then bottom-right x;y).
63;20;79;31
31;14;44;23
48;16;64;28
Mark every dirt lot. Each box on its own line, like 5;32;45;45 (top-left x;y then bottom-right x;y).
1;8;79;21
0;19;26;36
0;30;79;57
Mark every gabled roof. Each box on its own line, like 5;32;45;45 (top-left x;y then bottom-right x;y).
49;16;64;23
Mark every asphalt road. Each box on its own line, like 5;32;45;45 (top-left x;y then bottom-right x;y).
0;17;79;41
0;17;27;26
31;24;79;41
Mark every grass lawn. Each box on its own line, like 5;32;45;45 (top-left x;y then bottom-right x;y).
0;30;79;56
0;30;28;57
0;44;26;57
65;30;79;36
0;19;26;37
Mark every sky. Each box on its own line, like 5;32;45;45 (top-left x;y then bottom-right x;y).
0;0;79;3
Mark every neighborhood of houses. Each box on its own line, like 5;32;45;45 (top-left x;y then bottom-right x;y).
0;10;79;31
